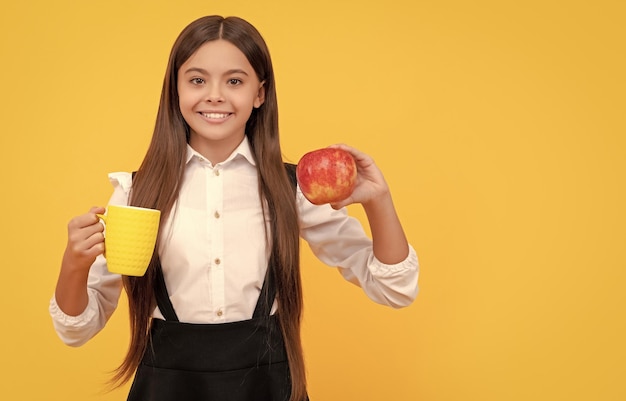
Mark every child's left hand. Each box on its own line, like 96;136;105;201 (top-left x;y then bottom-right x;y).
327;144;390;210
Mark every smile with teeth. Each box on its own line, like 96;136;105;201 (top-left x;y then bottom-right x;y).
201;112;230;119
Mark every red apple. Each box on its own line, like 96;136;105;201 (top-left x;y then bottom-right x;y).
296;147;357;205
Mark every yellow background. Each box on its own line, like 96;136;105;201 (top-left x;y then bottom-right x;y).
1;0;624;400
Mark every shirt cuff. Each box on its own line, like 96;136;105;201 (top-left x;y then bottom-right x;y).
369;244;419;277
49;293;97;329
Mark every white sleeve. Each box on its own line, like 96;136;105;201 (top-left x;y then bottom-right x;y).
49;257;122;346
297;187;419;308
48;172;132;346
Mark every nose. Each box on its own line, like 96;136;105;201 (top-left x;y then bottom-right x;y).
205;84;224;103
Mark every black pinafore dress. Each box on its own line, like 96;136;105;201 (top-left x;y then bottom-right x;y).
127;262;293;401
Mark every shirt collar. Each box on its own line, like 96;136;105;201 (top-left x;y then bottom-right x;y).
185;136;257;167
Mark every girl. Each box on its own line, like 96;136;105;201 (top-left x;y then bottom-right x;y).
50;15;418;401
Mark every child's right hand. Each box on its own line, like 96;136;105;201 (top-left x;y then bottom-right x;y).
61;206;106;274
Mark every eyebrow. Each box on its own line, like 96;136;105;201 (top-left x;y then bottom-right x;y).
183;67;249;76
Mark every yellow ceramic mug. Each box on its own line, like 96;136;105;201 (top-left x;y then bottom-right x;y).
97;205;161;276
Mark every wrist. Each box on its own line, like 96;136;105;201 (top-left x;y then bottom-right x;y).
362;190;393;215
60;253;93;281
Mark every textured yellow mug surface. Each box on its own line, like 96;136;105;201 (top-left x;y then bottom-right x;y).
97;205;160;276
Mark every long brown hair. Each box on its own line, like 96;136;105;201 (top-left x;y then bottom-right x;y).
110;16;306;400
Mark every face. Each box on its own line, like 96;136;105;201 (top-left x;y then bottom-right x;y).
178;40;265;163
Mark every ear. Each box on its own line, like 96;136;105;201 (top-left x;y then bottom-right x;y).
254;81;266;108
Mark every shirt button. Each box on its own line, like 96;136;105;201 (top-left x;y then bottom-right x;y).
214;169;220;176
216;309;223;317
214;211;220;219
215;258;221;265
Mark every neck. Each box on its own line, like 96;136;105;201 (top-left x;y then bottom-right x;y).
188;133;245;165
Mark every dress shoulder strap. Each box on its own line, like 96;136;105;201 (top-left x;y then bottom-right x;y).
284;162;297;191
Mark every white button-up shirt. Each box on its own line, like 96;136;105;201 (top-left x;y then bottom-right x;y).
50;137;419;346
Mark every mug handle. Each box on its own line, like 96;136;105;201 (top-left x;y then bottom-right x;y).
96;214;107;257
